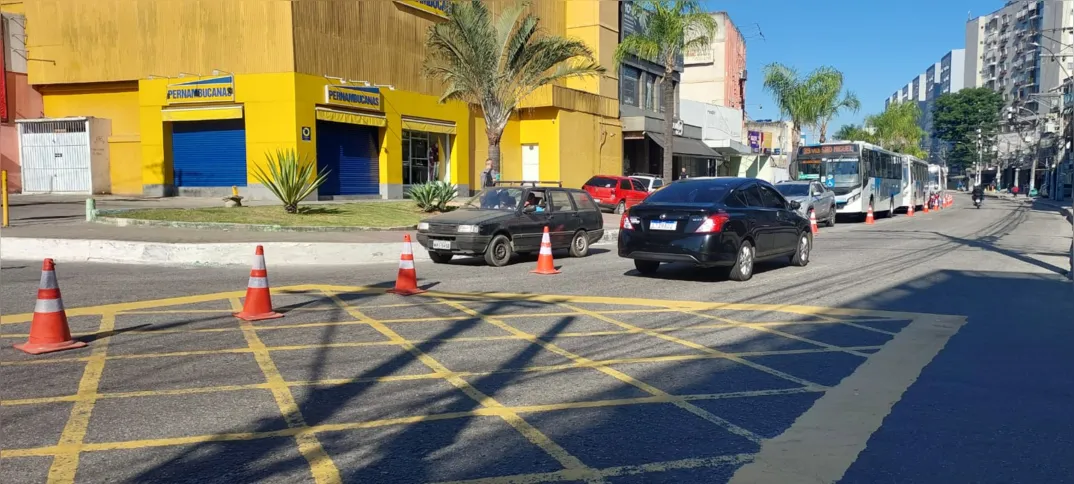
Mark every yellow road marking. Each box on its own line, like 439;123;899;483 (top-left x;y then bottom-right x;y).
431;453;756;484
441;299;766;444
230;297;341;484
45;313;115;483
2;389;818;460
561;303;825;390
322;291;599;480
684;311;872;358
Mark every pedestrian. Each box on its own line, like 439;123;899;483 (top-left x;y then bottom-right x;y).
481;159;496;189
679;167;689;180
1012;185;1019;197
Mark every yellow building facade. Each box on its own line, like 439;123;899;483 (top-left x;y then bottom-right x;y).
19;0;622;198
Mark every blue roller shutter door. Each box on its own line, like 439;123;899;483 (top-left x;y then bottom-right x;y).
171;119;248;187
316;121;379;196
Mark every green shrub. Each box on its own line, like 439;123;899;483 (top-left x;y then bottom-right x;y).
408;181;457;212
253;149;330;213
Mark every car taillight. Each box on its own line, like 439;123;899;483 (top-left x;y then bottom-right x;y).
695;213;730;233
620;212;633;230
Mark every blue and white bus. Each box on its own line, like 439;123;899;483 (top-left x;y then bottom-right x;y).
899;155;929;212
791;142;903;218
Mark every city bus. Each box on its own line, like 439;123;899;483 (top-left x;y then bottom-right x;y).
900;155;929;212
791;142;903;218
927;164;948;199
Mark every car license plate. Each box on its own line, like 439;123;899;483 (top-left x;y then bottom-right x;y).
432;240;451;250
649;220;677;231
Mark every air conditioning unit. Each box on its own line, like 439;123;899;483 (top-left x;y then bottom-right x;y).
739;69;747;80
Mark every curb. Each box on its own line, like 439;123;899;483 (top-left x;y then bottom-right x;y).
94;215;417;233
0;229;620;266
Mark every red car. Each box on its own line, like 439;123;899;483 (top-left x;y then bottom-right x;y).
582;175;650;214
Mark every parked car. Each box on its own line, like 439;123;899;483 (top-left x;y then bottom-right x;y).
582;175;650;214
629;174;665;192
618;177;812;281
416;186;604;267
774;180;836;226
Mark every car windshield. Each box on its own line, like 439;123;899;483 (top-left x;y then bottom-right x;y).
775;184;809;196
643;181;731;204
463;188;524;211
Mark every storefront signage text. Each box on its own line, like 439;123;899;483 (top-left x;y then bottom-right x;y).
166;75;235;104
395;0;450;18
325;85;383;111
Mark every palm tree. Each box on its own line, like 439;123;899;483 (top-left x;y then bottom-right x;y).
762;63;860;153
614;0;718;182
866;101;926;156
424;0;605;177
834;124;875;143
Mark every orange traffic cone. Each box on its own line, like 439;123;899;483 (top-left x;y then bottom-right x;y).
809;209;819;235
865;205;875;225
388;234;426;295
14;259;87;355
234;245;283;321
531;226;561;275
907;203;915;217
923;200;930;213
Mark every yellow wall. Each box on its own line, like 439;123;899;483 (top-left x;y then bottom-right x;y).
40;83;142;194
139;73;298;188
519;108;562;183
0;0;24;14
25;0;294;85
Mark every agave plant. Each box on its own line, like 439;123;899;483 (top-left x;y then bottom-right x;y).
408;181;457;212
252;149;330;213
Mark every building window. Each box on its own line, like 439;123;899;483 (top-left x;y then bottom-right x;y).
621;66;640;107
643;73;655;111
402;130;430;185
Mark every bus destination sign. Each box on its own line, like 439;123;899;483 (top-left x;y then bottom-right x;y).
798;144;856;156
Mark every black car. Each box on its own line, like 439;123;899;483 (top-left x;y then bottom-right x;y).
618;177;812;281
416;186;605;267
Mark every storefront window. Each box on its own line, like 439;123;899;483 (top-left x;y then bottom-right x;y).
403;130;452;186
643;74;655;112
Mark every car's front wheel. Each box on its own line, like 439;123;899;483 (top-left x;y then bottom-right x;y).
569;230;590;257
483;234;514;267
429;252;453;264
634;259;660;275
790;232;811;267
728;241;755;281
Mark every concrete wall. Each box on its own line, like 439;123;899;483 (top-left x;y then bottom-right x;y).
680;12;745;109
2;11;44;193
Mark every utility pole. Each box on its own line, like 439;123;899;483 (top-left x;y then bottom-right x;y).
976;128;983;186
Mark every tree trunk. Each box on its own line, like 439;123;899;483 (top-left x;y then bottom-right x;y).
662;67;675;182
486;128;503;181
819;122;827;143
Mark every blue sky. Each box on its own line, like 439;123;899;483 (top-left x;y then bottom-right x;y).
708;0;996;140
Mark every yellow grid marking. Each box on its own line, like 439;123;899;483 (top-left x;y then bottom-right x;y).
1;347;881;407
1;388;818;460
322;291;601;482
431;453;755;484
45;313;115;483
683;311;873;358
439;298;765;444
561;303;825;390
229;297;341;484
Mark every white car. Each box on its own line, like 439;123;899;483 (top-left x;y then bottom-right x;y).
629;174;665;192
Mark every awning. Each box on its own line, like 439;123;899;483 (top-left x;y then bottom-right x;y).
315;107;387;128
402;117;456;135
161;105;243;122
648;133;721;158
705;138;752;155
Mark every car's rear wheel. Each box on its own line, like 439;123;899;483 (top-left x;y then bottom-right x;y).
634;260;660;275
826;205;837;227
728;241;755;281
569;230;590;257
484;234;513;267
614;200;626;214
790;232;811;267
429;252;453;264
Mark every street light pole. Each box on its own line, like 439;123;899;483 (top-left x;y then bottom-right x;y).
976;129;983;186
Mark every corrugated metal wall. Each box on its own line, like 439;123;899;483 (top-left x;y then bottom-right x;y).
25;0;294;84
291;0;565;98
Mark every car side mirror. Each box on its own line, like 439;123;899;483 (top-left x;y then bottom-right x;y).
788;200;801;210
522;205;537;213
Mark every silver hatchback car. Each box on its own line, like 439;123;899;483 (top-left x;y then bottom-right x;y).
774;180;837;226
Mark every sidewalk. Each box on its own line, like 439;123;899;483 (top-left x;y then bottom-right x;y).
1;195;620;265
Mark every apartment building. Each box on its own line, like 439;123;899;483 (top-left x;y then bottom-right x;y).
966;0;1074;115
680;12;746;110
882;50;965;162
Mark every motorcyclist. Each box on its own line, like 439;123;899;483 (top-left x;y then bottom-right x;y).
972;184;984;204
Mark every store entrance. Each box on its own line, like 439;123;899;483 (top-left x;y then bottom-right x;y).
402;130;453;186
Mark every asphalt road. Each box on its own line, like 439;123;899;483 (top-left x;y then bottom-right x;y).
2;193;1073;483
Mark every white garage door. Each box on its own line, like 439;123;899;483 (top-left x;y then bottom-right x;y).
19;120;92;193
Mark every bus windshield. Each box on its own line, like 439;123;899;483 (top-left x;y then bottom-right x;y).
797;161;822;180
826;159;860;187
